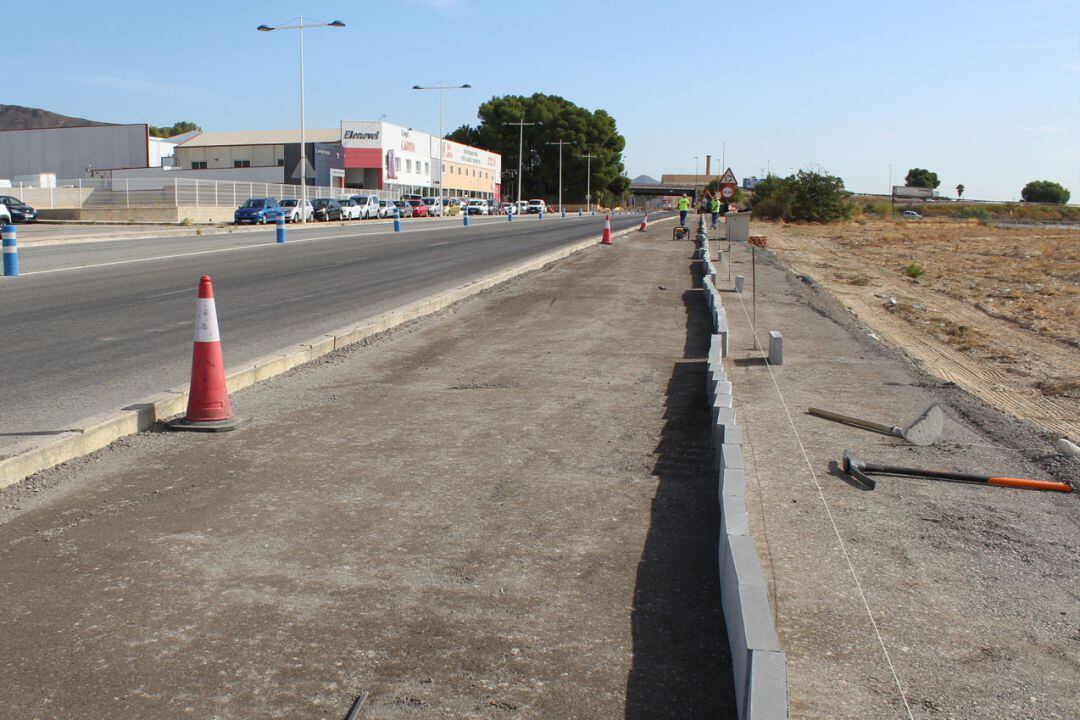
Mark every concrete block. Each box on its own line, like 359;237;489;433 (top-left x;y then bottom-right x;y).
720;492;750;540
722;443;745;471
735;275;745;293
722;536;780;651
768;330;784;366
747;649;789;719
721;467;747;499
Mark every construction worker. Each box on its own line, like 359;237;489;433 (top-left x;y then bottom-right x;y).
710;196;721;228
677;193;690;227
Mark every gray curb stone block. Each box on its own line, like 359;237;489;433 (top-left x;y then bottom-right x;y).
747;649;789;719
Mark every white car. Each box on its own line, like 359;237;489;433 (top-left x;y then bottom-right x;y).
422;196;443;217
466;199;489;215
338;198;364;220
514;200;529;215
278;198;313;223
350;194;380;219
0;203;10;224
526;199;546;214
377;199;398;218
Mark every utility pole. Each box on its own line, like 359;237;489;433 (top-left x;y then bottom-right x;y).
412;81;471;201
545;140;572;215
257;16;346;224
578;152;596;214
502;118;541;205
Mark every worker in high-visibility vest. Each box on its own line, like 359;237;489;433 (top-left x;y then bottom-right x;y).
677;194;690;227
710;196;721;228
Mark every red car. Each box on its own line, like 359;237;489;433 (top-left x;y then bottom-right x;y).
408;200;429;217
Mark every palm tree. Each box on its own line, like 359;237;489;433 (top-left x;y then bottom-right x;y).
956;183;965;199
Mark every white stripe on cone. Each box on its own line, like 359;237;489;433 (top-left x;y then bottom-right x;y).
195;298;221;342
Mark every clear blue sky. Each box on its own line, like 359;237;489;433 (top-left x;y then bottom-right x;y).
7;0;1078;200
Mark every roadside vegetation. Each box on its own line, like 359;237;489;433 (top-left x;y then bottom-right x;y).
448;93;630;208
748;169;854;222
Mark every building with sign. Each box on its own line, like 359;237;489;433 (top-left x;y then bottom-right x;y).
341;120;500;200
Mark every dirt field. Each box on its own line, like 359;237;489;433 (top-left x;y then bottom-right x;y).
759;218;1080;440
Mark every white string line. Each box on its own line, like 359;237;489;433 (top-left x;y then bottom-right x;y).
724;244;916;720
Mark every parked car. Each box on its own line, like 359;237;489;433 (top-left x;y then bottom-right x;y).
338;198;363;220
376;199;398;218
311;198;344;222
0;196;37;223
350;194;380;219
466;199;489;215
392;200;414;218
234;197;282;224
421;197;443;217
901;210;923;219
278;198;313;223
408;200;429;218
526;199;546;214
0;203;10;225
400;193;423;203
514;200;529;215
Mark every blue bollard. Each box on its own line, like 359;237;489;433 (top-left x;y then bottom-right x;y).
463;208;469;226
393;208;401;232
507;208;513;222
561;209;566;221
275;215;286;244
2;224;17;277
578;209;582;217
538;209;543;222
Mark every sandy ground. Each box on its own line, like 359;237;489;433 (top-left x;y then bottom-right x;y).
758;218;1079;441
715;237;1079;720
0;224;734;719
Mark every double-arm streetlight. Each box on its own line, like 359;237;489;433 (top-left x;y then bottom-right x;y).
502;118;541;206
257;17;345;223
545;140;573;215
412;81;471;200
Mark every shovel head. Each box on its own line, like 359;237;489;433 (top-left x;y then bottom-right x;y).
902;403;944;447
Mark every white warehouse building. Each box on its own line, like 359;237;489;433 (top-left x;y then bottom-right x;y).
0;124;179;182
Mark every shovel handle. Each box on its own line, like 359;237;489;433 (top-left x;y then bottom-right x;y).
988;477;1073;493
808;407;896;437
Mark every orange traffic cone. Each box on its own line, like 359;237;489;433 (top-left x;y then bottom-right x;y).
600;214;613;245
639;213;649;232
168;275;241;432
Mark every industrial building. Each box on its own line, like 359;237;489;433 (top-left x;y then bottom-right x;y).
0;124;179;182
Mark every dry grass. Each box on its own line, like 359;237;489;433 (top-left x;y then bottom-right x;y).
780;218;1080;347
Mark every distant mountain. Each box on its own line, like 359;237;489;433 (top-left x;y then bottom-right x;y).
632;174;660;185
0;104;111;131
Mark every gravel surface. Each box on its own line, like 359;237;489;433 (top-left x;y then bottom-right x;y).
0;223;734;719
718;236;1079;720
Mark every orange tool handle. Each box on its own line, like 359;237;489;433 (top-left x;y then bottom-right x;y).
988;477;1073;493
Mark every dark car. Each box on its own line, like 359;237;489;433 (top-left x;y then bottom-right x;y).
408;200;429;218
311;198;344;222
234;197;281;224
392;200;414;218
0;196;38;223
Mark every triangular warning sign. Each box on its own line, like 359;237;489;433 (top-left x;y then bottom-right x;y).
291;157;316;180
719;168;737;184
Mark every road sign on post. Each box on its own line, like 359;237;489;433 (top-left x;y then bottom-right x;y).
719;167;738;201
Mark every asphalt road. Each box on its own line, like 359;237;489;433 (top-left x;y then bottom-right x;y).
0;212;662;450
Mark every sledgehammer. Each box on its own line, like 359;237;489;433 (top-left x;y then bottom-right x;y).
840;449;1072;493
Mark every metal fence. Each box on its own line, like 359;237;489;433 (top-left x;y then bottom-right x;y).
2;177;395;210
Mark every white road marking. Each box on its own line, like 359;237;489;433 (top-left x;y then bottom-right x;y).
428;241;451;247
143;288;194;299
17;213;605;277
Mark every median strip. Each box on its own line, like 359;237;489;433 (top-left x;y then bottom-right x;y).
0;215;669;490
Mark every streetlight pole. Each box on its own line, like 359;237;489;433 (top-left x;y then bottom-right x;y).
578;153;596;214
258;17;345;224
545;140;572;215
502;118;540;206
412;81;471;203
